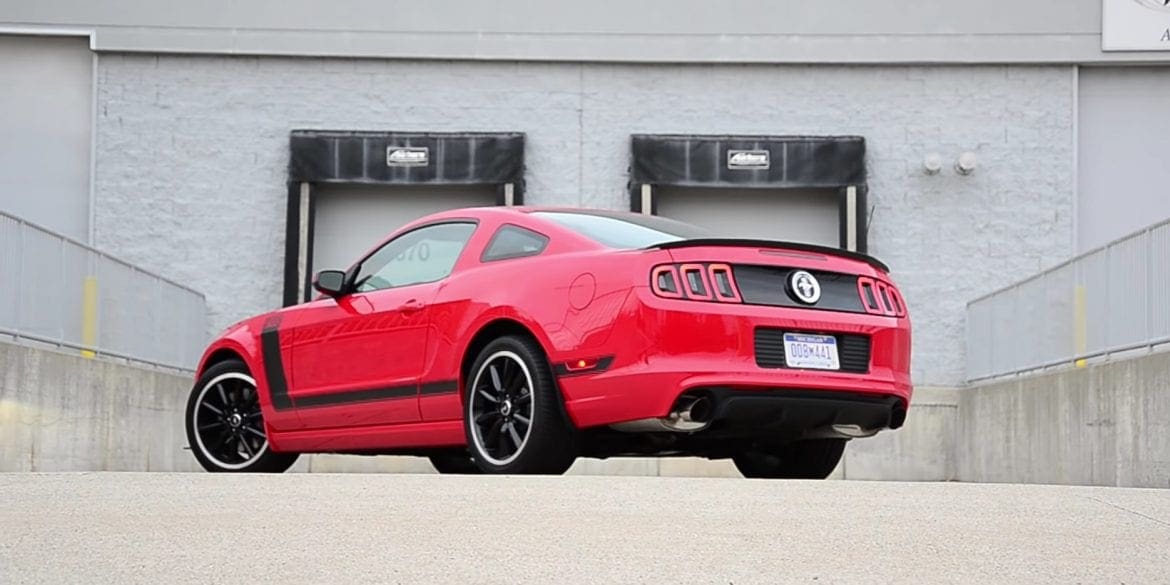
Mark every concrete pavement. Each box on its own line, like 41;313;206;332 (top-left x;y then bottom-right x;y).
1;473;1168;584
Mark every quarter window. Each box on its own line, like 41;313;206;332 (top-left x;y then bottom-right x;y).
481;225;550;262
352;222;476;292
531;211;710;249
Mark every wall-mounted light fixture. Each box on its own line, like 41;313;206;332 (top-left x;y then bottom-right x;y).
922;153;942;175
955;151;978;175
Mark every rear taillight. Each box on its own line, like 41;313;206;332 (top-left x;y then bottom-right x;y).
857;276;906;317
678;264;714;300
651;263;743;303
651;265;683;298
707;264;743;303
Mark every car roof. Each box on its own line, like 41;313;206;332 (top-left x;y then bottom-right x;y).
418;205;647;219
408;205;670;234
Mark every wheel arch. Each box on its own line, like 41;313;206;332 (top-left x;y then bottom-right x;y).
459;318;551;398
196;337;261;380
200;347;247;375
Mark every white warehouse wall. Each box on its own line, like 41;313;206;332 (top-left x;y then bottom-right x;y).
5;0;1167;64
1077;67;1170;253
92;56;1075;388
0;35;92;241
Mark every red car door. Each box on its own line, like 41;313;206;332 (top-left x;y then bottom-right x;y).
284;286;435;428
287;221;478;430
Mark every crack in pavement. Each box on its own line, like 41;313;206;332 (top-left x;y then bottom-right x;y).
1085;496;1170;528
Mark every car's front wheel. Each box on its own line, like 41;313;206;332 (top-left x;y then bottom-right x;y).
733;439;847;479
185;359;299;473
463;336;577;474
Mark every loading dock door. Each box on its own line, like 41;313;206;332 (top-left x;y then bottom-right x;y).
311;184;495;273
656;187;840;247
286;130;525;305
629;134;868;252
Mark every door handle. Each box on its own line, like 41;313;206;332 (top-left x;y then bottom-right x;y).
399;299;425;314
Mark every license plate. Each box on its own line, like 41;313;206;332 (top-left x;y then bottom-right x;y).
783;333;840;370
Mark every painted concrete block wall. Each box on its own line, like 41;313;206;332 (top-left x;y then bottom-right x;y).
0;340;199;472
93;56;1075;388
959;352;1170;488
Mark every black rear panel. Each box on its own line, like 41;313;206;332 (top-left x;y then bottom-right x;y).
754;328;871;373
733;265;865;313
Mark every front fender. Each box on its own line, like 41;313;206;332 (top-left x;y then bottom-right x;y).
194;315;302;433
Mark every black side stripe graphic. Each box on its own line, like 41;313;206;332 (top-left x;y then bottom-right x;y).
295;384;417;408
419;380;459;396
297;379;460;408
260;316;294;411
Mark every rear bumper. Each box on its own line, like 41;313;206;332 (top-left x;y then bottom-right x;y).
702;388;906;435
557;287;913;430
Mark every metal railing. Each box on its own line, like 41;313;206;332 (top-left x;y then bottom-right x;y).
967;217;1170;381
0;210;208;372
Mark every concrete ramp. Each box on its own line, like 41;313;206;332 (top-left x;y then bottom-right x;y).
1;473;1167;583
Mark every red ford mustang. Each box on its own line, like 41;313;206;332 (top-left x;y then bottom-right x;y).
185;207;912;477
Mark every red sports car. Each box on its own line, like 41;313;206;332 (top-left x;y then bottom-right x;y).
185;207;911;477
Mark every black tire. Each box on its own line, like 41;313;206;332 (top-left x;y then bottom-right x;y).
463;335;577;474
732;439;847;479
185;359;299;473
428;452;483;475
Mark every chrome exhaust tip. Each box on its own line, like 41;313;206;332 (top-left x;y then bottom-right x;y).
829;424;879;438
608;395;715;433
663;395;713;431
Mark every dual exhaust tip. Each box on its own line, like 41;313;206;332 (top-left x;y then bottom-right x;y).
610;395;906;436
663;395;714;432
608;395;715;433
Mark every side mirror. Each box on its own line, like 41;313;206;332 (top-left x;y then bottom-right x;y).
312;270;348;298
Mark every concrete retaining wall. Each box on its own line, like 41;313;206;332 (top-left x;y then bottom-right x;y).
10;334;1169;486
837;387;958;481
959;352;1170;488
0;340;198;472
0;340;958;479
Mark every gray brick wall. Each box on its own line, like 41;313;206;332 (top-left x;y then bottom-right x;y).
94;56;1074;387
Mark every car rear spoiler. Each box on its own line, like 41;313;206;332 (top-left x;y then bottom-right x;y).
644;238;890;272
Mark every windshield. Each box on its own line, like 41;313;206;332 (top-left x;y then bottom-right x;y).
532;211;711;249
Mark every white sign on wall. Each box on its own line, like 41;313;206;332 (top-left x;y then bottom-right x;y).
386;146;429;167
1103;0;1170;51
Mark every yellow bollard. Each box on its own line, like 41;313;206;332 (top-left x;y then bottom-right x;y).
1074;285;1086;368
81;276;97;359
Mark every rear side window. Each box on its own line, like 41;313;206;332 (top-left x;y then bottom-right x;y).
532;211;710;249
481;225;550;262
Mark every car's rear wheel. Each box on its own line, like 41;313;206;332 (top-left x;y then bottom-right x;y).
732;439;847;479
185;359;299;473
428;451;482;474
463;336;577;475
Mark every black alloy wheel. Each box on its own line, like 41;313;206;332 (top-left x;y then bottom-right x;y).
470;350;535;464
464;336;576;474
185;359;298;473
